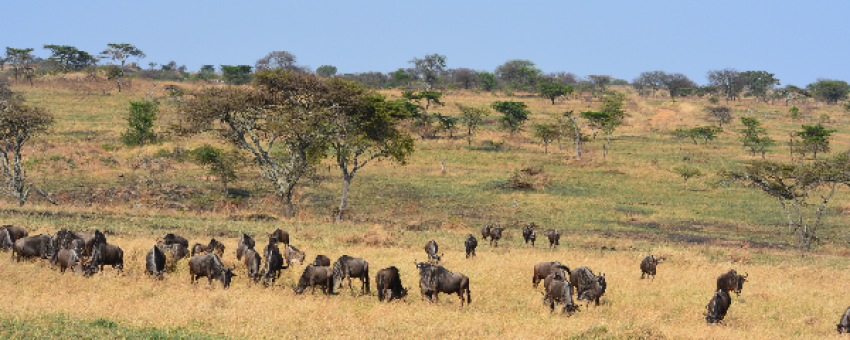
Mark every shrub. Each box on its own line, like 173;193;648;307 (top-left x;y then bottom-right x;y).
121;101;158;146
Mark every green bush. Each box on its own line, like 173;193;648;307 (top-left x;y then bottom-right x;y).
121;101;158;146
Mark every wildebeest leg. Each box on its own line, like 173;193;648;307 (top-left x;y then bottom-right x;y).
208;277;214;288
641;272;645;279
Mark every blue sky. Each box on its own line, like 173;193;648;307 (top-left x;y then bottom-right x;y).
4;0;847;86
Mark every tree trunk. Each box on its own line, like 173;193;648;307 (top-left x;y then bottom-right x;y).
336;174;352;222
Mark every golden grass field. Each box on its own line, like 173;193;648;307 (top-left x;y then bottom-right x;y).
1;75;850;339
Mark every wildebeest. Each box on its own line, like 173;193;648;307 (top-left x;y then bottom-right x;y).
285;244;306;266
544;272;580;316
464;235;477;258
640;255;663;281
522;223;537;247
72;232;97;256
716;269;748;296
188;254;236;289
89;243;124;274
543;229;561;250
236;233;255;261
482;225;504;247
480;224;491;241
533;261;571;289
160;243;190;262
53;248;80;274
332;255;370;296
424;240;442;265
376;266;408;302
269;228;290;245
293;264;334;295
1;225;28;243
570;266;606;307
243;247;262;284
161;233;189;248
145;245;166;279
415;261;471;306
260;241;285;287
837;306;850;333
0;228;12;252
191;238;226;258
11;234;55;261
704;288;732;324
312;254;331;267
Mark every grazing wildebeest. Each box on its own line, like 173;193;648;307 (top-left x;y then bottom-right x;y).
522;223;537;247
260;241;285;287
332;255;370;296
0;228;12;252
145;245;166;279
72;232;97;256
161;243;190;262
236;233;255;261
532;261;571;289
424;240;442;265
162;233;189;248
11;234;55;261
376;266;408;302
570;266;606;307
716;269;748;296
89;243;124;274
293;264;334;295
191;238;226;257
269;228;290;246
52;229;81;255
243;247;262;284
312;254;331;267
1;225;28;243
543;229;561;250
480;224;491;241
188;254;236;289
704;288;732;324
483;225;504;247
464;234;477;258
414;261;471;306
837;306;850;334
544;272;580;316
640;255;663;281
54;248;80;274
285;245;306;266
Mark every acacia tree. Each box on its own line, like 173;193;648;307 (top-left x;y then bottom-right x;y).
495;59;541;90
662;73;696;101
325;79;415;221
725;155;850;252
456;103;488;146
0;96;55;205
43;45;97;72
179;70;332;217
741;71;780;103
99;43;145;92
807;79;850;105
533;123;560;154
739;117;774;158
409;54;446;87
538;82;573;105
707;68;745;104
706;106;733;126
491;101;530;135
634;71;666;97
4;48;35;83
220;65;253;85
795;124;836;159
316;65;337;78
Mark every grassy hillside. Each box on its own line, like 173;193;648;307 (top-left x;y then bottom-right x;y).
1;76;849;339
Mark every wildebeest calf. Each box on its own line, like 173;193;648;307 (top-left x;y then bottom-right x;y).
243;247;262;284
145;245;166;279
415;262;471;306
189;254;236;289
236;233;255;261
570;266;606;307
424;240;442;265
543;229;561;250
704;288;732;324
533;261;571;289
191;238;226;258
640;255;663;281
332;255;370;296
545;274;580;316
716;269;748;296
285;244;306;266
293;264;334;295
376;266;407;302
464;234;477;258
837;306;850;333
54;248;80;274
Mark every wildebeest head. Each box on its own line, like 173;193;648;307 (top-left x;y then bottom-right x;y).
837;306;850;334
286;245;306;265
735;272;748;295
219;266;236;289
0;228;11;252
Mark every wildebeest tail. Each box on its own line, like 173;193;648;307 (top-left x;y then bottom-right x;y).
466;281;471;304
555;265;571;276
364;263;371;293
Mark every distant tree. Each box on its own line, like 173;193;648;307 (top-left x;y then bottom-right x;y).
634;71;666;97
448;68;479;89
581;91;627;148
705;106;733;127
739;117;775;158
495;59;541;90
807;79;850;104
672;165;702;187
587;75;613;94
409;53;447;87
315;65;337;78
200;65;215;74
194;65;216;81
389;68;411;87
189;144;242;193
707;68;745;104
255;51;309;74
99;44;145;92
741;71;780;103
121;101;159;146
478;71;496;91
403;90;444;139
561;110;590;158
43;45;97;72
4;47;35;83
0;97;54;205
676;126;722;145
491;101;530;135
662;73;696;101
538;82;573;105
548;72;579;86
795;124;836;159
456;103;489;146
610;78;629;86
220;65;253;85
533;123;560;153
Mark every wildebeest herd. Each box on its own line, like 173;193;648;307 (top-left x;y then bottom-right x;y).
3;223;850;331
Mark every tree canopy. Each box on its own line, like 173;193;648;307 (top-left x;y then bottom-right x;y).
807;79;850;104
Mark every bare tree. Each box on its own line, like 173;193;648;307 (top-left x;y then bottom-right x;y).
662;73;697;101
255;51;310;74
0;93;54;205
448;68;479;89
707;68;745;104
634;71;666;97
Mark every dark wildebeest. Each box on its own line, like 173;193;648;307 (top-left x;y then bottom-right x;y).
716;269;748;296
1;225;28;243
483;225;504;247
312;254;331;267
162;233;189;248
480;224;491;241
159;243;190;262
424;240;442;265
570;266;607;307
236;233;255;261
543;272;580;316
414;261;471;306
293;264;334;295
243;247;262;284
71;232;97;257
260;241;285;287
89;242;124;274
837;306;850;334
332;255;370;296
269;228;290;246
522;223;537;247
464;235;477;258
640;255;664;281
53;248;80;274
145;245;166;279
11;234;55;261
285;245;306;266
543;229;561;250
532;261;571;289
376;266;408;302
704;288;732;324
188;254;236;289
191;238;226;258
0;228;12;252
